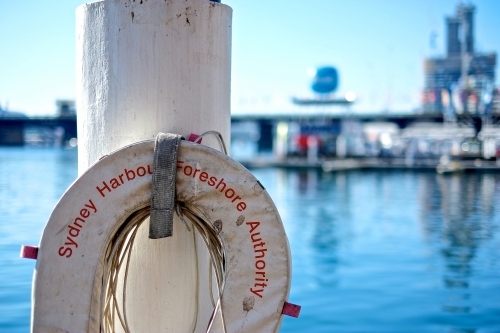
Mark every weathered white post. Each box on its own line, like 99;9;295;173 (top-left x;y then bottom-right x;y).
76;0;231;331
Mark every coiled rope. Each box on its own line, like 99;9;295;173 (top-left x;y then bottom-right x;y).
100;204;227;333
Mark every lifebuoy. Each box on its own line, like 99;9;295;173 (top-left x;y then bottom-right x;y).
31;140;292;332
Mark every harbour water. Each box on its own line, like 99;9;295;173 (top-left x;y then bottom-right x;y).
1;147;500;332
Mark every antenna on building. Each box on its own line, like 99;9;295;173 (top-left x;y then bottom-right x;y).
430;31;438;50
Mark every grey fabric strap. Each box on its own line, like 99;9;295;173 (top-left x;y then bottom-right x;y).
149;132;182;239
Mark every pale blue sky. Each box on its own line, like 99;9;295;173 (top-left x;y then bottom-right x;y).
0;0;499;116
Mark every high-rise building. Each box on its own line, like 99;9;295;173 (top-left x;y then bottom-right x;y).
422;3;497;117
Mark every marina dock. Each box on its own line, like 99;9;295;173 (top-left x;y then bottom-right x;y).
239;156;500;173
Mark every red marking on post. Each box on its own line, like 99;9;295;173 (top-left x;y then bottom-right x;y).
282;301;301;318
188;133;202;143
20;245;39;260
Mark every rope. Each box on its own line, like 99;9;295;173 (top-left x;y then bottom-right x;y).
193;131;228;155
100;203;227;333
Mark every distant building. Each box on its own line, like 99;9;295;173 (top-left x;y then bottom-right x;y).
56;100;76;117
422;3;497;116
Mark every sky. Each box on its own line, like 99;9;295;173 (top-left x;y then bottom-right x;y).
0;0;499;117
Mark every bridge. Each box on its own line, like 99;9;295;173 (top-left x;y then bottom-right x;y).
232;111;449;151
0;116;77;145
0;111;487;147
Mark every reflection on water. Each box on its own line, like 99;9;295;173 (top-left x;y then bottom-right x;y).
0;147;78;333
419;174;499;332
251;169;500;333
1;147;499;332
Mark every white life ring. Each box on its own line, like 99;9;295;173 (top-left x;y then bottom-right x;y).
31;140;292;333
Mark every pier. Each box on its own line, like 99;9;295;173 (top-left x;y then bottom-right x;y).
0;112;496;162
232;111;448;152
0;116;77;146
0;111;446;146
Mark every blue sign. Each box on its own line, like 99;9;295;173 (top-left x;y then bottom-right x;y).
311;66;338;94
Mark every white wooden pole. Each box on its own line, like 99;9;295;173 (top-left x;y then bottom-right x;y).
76;0;231;331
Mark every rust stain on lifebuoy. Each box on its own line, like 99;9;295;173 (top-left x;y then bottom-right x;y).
213;219;222;233
236;215;245;226
243;296;255;312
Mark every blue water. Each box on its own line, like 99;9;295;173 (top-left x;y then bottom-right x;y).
0;147;78;332
1;147;500;332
